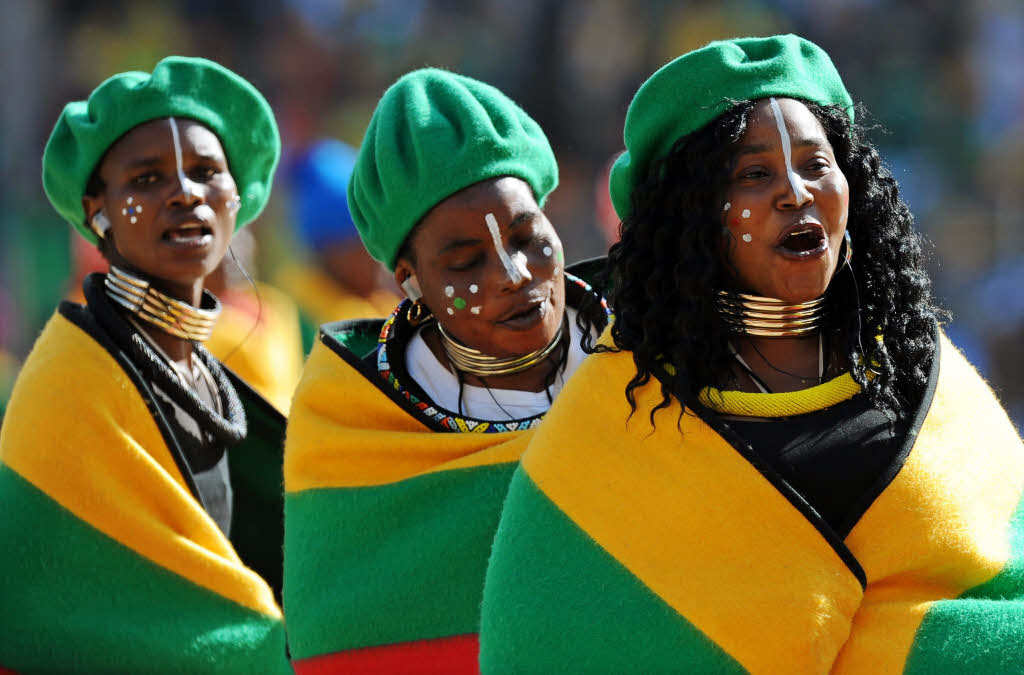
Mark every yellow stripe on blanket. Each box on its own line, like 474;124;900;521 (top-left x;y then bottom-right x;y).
0;313;280;618
521;327;863;675
285;339;528;493
832;334;1024;673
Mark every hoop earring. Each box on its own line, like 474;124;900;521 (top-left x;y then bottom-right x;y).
407;299;433;326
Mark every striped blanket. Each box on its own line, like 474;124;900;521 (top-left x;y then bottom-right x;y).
0;309;291;674
283;320;531;674
480;328;1024;674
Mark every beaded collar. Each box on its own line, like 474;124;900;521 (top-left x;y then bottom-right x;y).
374;272;609;433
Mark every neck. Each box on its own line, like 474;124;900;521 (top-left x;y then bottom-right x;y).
730;333;823;394
134;319;194;365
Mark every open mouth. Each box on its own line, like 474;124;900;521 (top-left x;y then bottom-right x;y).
775;224;828;258
163;223;213;246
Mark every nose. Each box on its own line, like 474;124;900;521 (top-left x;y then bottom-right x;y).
776;171;813;210
498;250;532;292
168;177;203;208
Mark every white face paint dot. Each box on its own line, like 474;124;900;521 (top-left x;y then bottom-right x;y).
122;208;128;215
723;202;731;212
136;205;142;213
742;233;752;243
130;216;138;224
127;197;133;204
444;286;454;298
542;246;553;257
741;209;751;219
446;307;454;315
469;284;478;294
470;306;481;314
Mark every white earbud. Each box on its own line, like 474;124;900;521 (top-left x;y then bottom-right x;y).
91;210;112;239
401;275;422;302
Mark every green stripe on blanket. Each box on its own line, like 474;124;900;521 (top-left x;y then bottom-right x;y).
284;462;516;660
906;490;1024;675
479;467;746;674
0;465;291;675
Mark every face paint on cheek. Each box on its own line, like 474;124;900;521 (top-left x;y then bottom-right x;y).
768;98;813;203
470;306;482;314
444;285;455;298
741;209;751;219
168;118;194;199
484;212;524;283
469;284;479;294
742;233;753;243
453;297;467;310
723;202;731;212
121;196;143;224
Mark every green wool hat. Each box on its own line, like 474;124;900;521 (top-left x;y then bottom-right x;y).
609;34;854;219
348;68;558;269
43;55;281;244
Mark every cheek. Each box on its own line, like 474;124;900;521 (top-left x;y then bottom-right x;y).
437;280;485;316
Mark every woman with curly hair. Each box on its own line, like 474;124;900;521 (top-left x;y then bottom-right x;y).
480;35;1024;673
0;57;291;673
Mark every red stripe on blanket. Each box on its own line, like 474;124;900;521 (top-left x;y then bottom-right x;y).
292;633;479;674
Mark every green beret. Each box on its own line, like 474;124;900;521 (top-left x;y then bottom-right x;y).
609;34;853;220
348;68;558;270
42;55;281;244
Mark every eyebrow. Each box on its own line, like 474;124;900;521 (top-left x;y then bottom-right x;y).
435;210;539;255
438;237;484;255
736;138;829;157
124;156;164;170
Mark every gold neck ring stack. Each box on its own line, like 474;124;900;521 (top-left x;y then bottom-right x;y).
716;291;824;338
105;265;220;342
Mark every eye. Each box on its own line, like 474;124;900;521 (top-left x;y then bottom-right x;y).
447;255;483;272
131;172;159;186
804;158;831;173
736;166;769;181
189;166;218;182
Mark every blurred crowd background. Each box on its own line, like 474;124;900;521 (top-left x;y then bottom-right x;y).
3;0;1024;424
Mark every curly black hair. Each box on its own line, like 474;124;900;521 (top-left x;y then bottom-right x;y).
603;99;941;426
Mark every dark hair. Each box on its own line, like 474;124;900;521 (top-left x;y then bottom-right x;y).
602;99;941;425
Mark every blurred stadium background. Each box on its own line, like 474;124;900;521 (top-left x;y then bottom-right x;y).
3;0;1023;423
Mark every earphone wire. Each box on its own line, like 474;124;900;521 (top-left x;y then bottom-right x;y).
218;243;264;364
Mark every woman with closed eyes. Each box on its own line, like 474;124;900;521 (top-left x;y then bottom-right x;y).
283;68;608;674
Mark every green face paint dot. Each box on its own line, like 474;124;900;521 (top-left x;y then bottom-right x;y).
453;297;467;310
556;249;565;263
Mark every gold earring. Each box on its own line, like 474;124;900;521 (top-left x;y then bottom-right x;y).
407;299;433;326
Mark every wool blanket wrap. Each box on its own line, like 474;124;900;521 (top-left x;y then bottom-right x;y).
283;318;536;674
0;307;292;674
479;328;1024;674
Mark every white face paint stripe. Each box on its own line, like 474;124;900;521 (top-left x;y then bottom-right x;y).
484;212;523;283
768;97;812;203
168;118;193;198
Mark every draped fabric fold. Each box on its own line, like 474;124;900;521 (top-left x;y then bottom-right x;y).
284;322;530;674
0;310;291;675
480;329;1024;674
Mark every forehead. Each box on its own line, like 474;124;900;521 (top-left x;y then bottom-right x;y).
414;176;538;241
101;117;225;167
741;98;829;144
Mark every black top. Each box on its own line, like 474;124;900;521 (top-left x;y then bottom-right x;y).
76;274;247;534
726;395;908;539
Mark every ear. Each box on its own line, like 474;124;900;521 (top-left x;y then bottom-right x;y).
81;193;105;224
393;259;421;301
